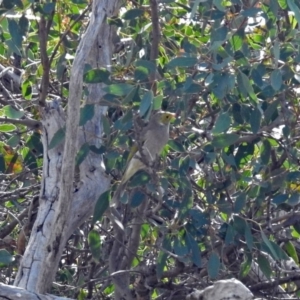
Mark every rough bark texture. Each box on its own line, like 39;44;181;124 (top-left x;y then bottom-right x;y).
186;279;259;300
14;0;120;294
0;283;73;300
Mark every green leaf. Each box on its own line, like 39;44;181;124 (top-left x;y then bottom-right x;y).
284;241;298;264
207;252;220;279
288;193;300;206
157;235;172;279
235;142;255;168
43;2;55;14
79;104;95;126
90;145;105;155
103;83;134;96
123;86;138;104
213;0;225;11
232;103;244;124
3;105;24;119
278;0;287;9
264;100;279;124
23;147;37;173
88;230;101;262
107;17;123;27
293;222;300;235
14;0;23;9
261;139;271;165
239;253;252;277
185;232;201;267
7;135;20;147
210;27;228;49
245;222;253;251
168;140;185;152
57;54;67;81
140;90;153;117
257;254;272;279
0;124;16;132
121;110;133;125
130;190;146;208
135;60;156;74
3;0;15;9
173;236;189;259
134;66;149;81
102;115;111;136
190;209;209;228
272;41;280;63
222;153;236;167
48;128;65;150
234;193;246;213
179;155;190;175
8;19;22;48
211;133;239;148
167;57;197;68
212;112;231;134
190;0;201;19
283;125;290;138
241;8;261;17
75;143;90;166
287;0;300;26
83;68;110;84
224;224;235;245
261;231;279;260
153;95;163;110
272;194;288;205
179;188;193;219
128;171;151;188
237;71;257;102
78;289;87;300
270;69;282;91
0;249;13;265
122;8;144;20
230;33;243;51
233;216;246;235
0;154;5;173
92;190;110;225
21;80;32;100
6;40;21;56
26;132;43;155
287;171;300;182
19;15;29;36
250;107;261;134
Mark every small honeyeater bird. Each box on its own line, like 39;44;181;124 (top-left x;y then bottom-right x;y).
111;111;175;205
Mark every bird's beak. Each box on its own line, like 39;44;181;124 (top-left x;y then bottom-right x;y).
169;113;176;122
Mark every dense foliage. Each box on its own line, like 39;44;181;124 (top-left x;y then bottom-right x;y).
1;0;300;299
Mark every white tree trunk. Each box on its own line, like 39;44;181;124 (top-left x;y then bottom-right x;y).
0;283;73;300
14;0;120;294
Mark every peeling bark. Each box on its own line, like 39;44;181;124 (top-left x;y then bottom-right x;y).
14;0;120;295
0;283;73;300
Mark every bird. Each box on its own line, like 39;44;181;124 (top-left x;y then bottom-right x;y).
111;111;175;206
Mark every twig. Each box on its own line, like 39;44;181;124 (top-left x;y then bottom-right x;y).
38;5;56;107
149;0;161;94
49;3;92;66
0;117;41;128
0;207;29;239
250;274;300;292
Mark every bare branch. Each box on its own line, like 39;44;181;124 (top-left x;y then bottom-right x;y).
149;0;161;94
0;117;41;128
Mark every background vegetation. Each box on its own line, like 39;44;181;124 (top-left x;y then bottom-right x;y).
1;0;300;299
